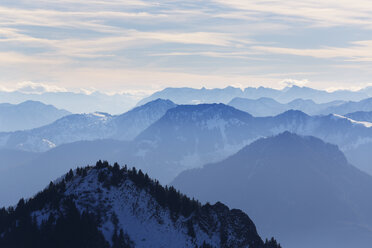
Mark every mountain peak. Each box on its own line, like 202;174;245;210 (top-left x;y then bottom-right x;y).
167;103;251;116
126;98;176;114
275;109;309;119
142;98;175;106
19;100;45;106
148;103;253;128
232;132;348;168
288;98;316;104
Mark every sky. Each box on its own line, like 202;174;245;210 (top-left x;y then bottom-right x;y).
1;0;372;95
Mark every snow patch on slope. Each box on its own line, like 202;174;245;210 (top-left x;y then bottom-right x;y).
333;114;372;128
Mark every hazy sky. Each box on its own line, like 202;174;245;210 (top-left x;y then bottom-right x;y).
1;0;372;94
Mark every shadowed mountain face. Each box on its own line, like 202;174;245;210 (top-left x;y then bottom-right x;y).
0;99;176;152
0;162;280;248
172;132;372;248
0;101;70;132
129;104;261;181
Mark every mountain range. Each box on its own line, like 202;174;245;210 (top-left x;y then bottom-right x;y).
0;101;70;132
3;85;372;115
0;161;281;248
2;85;372;247
228;96;372;117
2;103;372;206
228;97;344;116
172;132;372;248
138;85;370;106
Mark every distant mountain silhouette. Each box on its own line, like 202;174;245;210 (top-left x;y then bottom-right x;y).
172;132;372;248
136;86;244;106
137;85;369;106
229;96;372;117
228;97;344;116
0;101;69;132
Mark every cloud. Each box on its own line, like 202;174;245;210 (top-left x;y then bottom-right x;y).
33;0;154;7
149;51;260;59
0;20;245;58
14;82;67;94
1;0;372;92
0;52;70;66
213;0;372;28
253;40;372;61
279;79;309;88
47;31;244;58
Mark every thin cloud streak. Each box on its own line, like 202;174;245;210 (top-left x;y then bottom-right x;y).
1;0;372;92
253;40;372;61
214;0;372;28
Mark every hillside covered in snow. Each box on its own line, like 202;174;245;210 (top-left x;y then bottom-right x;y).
0;161;281;248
